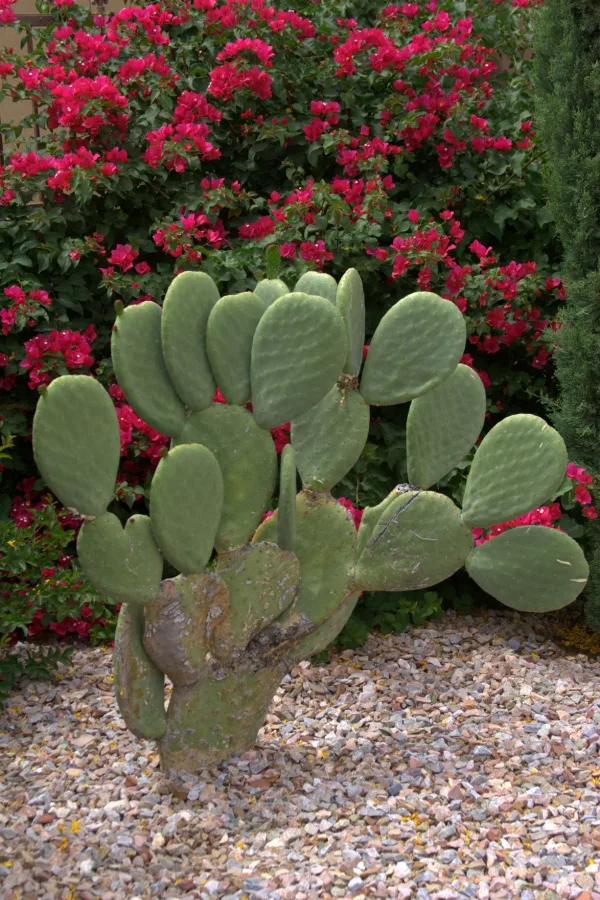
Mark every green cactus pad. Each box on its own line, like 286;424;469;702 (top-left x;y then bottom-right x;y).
295;271;337;303
285;590;361;665
77;513;163;604
113;604;166;740
277;444;297;551
291;384;370;492
254;278;289;307
159;666;282;774
356;486;407;558
251;292;348;429
407;364;486;489
211;542;300;657
161;271;219;411
253;491;357;628
461;414;568;528
360;292;466;406
466;526;588;611
143;573;230;686
336;268;365;375
172;403;277;550
206;292;266;405
32;375;120;517
356;490;473;591
150;444;224;574
112;301;185;437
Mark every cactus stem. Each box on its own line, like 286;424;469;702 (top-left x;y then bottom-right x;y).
337;373;360;392
336;373;360;406
114;300;124;317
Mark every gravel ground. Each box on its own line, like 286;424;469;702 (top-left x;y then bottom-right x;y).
1;609;600;900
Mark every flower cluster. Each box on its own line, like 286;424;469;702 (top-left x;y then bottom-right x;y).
152;214;227;260
20;326;96;389
1;285;52;336
109;382;169;496
144;122;220;172
1;495;116;650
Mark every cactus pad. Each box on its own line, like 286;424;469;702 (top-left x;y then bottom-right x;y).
336;268;365;375
291;384;370;491
286;590;361;665
295;271;337;303
407;364;486;489
150;444;224;574
356;490;473;591
360;292;466;406
211;542;300;657
143;573;230;685
356;486;408;558
277;444;297;551
32;375;120;518
466;526;588;611
77;513;163;604
251;292;348;429
161;270;219;411
113;604;166;740
461;414;568;528
254;278;289;307
173;403;276;550
253;491;356;629
206;291;266;405
111;300;185;437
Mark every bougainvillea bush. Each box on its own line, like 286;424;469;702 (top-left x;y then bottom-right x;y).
0;0;596;659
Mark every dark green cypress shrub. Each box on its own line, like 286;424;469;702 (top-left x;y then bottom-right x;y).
535;0;600;630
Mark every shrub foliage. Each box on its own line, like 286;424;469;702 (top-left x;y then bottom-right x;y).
0;0;595;658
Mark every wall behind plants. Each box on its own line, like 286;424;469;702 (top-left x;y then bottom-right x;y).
0;0;596;654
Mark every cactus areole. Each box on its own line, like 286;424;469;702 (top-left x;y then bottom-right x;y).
32;264;588;778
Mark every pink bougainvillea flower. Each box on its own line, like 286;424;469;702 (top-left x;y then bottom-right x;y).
469;239;493;260
337;497;364;530
108;244;138;271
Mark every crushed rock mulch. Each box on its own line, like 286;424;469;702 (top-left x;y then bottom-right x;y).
1;609;600;900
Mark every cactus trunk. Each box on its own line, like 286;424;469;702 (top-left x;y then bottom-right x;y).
159;665;283;774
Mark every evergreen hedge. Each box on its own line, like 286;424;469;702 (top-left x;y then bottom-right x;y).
535;0;600;629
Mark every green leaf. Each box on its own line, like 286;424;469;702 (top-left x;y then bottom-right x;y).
536;206;555;227
11;254;33;267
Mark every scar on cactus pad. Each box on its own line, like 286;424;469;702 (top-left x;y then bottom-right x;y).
32;255;588;778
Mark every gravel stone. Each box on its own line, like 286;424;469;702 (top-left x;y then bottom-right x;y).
2;609;600;899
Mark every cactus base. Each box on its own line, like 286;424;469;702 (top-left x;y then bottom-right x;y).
158;665;284;775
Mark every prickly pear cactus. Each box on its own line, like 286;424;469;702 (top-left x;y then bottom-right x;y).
32;257;588;778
